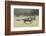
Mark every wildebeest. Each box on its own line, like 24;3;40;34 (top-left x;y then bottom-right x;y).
22;17;32;23
16;18;21;21
16;17;33;23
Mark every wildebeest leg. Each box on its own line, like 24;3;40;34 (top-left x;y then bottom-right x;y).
24;21;26;23
30;21;32;24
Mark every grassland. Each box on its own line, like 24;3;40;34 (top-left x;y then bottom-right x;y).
14;16;39;27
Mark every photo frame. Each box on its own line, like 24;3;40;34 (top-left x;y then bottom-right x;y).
5;1;45;35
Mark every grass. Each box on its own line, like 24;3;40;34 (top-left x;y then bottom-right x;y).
14;16;39;27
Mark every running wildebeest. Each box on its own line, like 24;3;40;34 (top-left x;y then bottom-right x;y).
16;19;21;21
16;17;33;24
22;17;32;23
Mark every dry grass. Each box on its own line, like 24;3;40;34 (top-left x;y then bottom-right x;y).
14;16;39;27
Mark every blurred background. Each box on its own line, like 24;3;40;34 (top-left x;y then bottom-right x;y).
0;0;46;36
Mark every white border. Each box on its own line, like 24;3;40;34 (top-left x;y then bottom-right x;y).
11;5;42;31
